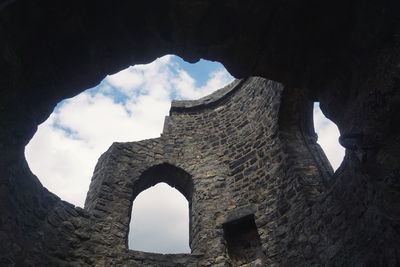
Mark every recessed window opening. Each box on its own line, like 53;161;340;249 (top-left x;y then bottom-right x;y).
313;102;345;170
129;182;190;253
24;55;233;208
223;214;264;265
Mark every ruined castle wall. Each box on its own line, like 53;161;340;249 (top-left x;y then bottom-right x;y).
2;2;400;265
71;77;333;266
161;77;288;260
0;76;350;267
4;72;398;266
9;76;390;267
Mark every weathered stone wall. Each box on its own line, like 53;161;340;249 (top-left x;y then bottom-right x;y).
2;74;399;266
43;77;331;266
1;1;400;266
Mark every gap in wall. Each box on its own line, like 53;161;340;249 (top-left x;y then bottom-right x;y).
129;182;190;253
313;102;345;170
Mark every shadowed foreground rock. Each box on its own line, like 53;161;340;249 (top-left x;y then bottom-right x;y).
1;1;400;266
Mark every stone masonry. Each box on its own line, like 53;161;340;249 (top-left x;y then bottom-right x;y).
34;77;332;266
2;2;400;266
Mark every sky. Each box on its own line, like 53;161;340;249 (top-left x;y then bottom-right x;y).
24;55;344;254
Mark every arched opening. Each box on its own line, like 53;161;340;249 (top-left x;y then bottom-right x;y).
313;102;345;170
24;55;233;207
129;182;190;253
127;163;194;254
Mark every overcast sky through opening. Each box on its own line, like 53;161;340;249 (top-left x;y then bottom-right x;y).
25;55;344;254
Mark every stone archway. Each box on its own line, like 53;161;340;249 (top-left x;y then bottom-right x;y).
133;163;194;203
129;163;194;252
85;150;195;252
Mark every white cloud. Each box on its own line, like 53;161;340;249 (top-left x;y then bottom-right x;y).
173;68;234;99
24;114;99;207
106;67;145;95
25;56;181;207
105;55;174;97
313;103;345;170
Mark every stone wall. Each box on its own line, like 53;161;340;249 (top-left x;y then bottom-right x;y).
31;77;332;266
1;1;400;266
2;74;399;266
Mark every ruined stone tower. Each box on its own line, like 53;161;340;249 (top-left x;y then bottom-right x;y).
2;2;400;266
68;77;331;266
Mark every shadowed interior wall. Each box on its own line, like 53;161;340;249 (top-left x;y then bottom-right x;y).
1;1;400;266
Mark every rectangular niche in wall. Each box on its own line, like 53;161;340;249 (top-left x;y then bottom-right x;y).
222;214;264;265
